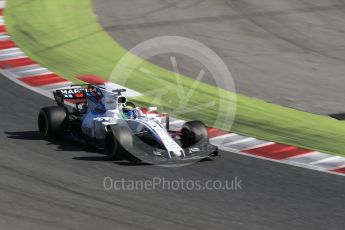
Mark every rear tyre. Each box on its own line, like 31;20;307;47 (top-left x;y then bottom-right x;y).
181;120;208;148
38;106;68;138
105;125;139;162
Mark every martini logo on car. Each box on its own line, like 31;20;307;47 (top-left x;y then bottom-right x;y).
60;88;83;95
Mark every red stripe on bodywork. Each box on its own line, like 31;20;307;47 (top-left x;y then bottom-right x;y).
207;127;229;138
0;25;7;33
0;57;36;68
19;73;68;87
0;40;16;49
77;75;107;85
0;9;3;16
65;99;87;104
140;108;159;114
330;167;345;174
243;143;313;160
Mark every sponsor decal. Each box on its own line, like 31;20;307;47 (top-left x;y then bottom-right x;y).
189;147;200;153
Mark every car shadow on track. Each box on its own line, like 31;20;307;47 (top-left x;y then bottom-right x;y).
6;131;42;140
5;131;212;166
73;156;149;166
5;131;149;166
5;130;101;153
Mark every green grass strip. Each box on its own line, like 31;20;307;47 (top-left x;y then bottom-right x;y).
5;0;345;155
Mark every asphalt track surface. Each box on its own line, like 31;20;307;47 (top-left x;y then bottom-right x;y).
93;0;345;115
1;75;345;229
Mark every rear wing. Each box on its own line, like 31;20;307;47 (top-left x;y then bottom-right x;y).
53;87;87;106
53;84;128;107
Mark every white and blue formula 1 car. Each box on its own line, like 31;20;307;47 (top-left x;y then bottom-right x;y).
37;83;218;164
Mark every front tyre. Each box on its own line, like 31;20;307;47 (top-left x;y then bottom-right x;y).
181;120;208;148
38;106;68;138
105;125;139;162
